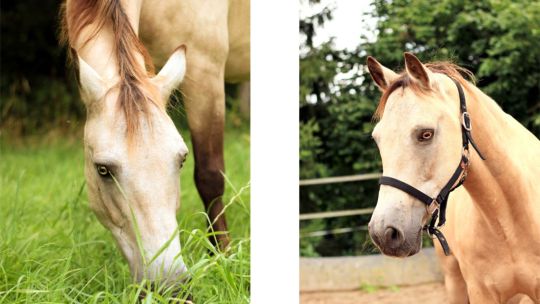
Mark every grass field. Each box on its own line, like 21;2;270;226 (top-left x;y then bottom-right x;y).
0;125;250;303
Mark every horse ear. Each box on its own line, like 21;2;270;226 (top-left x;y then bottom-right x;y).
366;56;399;91
152;45;187;100
78;56;106;103
404;52;432;88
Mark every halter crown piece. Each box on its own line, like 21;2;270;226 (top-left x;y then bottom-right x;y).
378;78;486;256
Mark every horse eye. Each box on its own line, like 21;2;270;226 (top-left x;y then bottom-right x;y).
96;165;111;177
418;129;435;142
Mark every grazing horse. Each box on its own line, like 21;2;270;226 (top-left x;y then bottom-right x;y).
60;0;249;285
366;53;540;303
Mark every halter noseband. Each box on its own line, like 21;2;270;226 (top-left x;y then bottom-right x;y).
378;78;485;256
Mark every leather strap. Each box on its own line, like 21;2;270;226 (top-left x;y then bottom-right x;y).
379;177;433;206
454;78;486;160
426;226;451;255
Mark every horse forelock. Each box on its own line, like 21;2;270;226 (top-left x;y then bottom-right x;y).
60;0;160;141
374;61;476;121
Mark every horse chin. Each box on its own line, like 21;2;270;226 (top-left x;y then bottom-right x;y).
377;244;420;257
406;243;422;257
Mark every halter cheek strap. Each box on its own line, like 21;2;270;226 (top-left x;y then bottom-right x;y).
457;80;486;161
378;78;485;256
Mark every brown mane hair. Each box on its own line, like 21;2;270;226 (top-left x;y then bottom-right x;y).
60;0;158;138
374;62;476;120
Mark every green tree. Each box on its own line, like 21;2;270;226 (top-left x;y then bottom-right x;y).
366;0;540;132
0;0;82;134
300;1;382;256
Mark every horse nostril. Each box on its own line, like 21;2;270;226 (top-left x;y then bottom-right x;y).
384;226;404;248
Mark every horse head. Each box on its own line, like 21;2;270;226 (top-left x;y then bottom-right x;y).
79;46;190;284
367;53;467;257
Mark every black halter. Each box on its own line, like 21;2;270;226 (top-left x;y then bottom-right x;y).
378;79;486;256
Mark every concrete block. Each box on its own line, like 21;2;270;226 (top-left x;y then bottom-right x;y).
300;248;444;291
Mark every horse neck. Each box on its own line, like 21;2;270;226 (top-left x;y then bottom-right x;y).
462;84;540;233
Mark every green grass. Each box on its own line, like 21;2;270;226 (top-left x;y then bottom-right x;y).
0;126;250;303
358;283;400;294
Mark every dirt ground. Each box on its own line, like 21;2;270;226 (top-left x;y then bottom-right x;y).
300;282;447;304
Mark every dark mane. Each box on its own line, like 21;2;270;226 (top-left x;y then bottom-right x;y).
374;62;476;120
60;0;158;138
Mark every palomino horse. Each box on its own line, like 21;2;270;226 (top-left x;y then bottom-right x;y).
60;0;249;285
367;53;540;303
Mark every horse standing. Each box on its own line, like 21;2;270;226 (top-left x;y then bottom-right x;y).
61;0;249;285
367;53;540;303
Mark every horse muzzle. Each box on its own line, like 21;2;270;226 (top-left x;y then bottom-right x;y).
368;221;422;257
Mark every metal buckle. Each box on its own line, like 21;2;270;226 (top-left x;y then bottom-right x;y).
463;147;470;160
427;199;439;215
461;148;470;169
461;112;472;131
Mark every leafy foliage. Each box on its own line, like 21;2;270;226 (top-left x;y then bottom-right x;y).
0;1;248;135
367;0;540;132
300;0;540;256
0;1;83;134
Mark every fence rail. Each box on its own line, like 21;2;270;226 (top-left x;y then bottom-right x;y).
299;207;374;220
300;225;368;238
299;172;381;186
300;172;381;238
